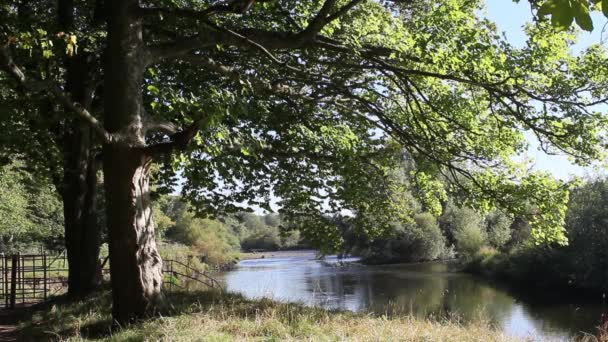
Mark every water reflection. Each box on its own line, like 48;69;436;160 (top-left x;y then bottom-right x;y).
221;251;604;340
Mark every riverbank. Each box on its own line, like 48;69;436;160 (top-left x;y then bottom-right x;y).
463;248;608;301
13;289;521;341
239;249;317;260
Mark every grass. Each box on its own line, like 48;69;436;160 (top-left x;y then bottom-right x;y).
12;287;528;342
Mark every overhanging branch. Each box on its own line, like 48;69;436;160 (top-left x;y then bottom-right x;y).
147;0;363;62
0;43;112;143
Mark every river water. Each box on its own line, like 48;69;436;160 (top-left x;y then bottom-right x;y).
220;251;605;341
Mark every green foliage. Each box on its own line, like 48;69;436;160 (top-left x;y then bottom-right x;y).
165;210;240;265
0;159;63;252
2;0;608;255
401;213;449;262
485;211;513;250
356;212;450;264
561;177;608;290
155;195;304;262
531;0;606;31
241;229;281;251
466;176;608;294
449;205;488;259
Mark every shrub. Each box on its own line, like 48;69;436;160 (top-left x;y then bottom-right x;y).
485;211;512;250
402;213;447;261
359;213;448;263
165;213;240;265
241;229;281;251
452;207;487;260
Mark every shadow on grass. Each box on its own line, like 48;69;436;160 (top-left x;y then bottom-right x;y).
15;284;344;341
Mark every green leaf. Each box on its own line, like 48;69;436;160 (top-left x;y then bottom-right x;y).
538;0;558;17
551;3;574;30
574;1;594;31
147;85;160;95
603;0;608;17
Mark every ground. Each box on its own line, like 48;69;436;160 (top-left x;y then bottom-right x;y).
0;287;531;341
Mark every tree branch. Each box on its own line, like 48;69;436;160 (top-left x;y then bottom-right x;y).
137;0;269;19
147;0;362;62
143;115;212;157
176;54;304;96
0;43;112;143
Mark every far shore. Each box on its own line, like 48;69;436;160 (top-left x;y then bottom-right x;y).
238;249;317;260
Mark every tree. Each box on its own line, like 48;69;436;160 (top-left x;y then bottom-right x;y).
0;1;103;297
485;211;513;250
0;159;63;252
1;0;607;323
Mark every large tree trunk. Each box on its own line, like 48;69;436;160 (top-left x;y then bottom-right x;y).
57;0;102;298
103;146;162;323
62;126;102;297
103;0;163;323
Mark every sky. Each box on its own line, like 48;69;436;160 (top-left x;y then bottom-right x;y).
484;1;608;180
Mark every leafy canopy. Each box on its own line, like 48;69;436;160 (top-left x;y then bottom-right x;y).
1;0;608;251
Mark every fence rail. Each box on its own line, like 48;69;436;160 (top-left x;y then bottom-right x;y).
163;258;221;290
0;251;219;309
0;252;68;309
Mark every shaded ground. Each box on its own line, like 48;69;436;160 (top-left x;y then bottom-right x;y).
0;307;27;342
0;324;17;342
0;297;74;341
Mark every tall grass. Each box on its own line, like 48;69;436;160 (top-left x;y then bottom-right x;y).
14;288;530;341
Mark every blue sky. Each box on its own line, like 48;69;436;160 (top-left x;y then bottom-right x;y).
484;1;607;179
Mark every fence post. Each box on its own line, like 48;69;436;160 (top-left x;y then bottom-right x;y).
32;255;36;300
43;253;47;301
10;255;17;309
1;254;5;308
19;253;24;305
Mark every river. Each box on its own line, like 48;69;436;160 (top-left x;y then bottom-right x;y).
219;250;605;341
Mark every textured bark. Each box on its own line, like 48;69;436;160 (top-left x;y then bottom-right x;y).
103;0;163;323
103;146;163;323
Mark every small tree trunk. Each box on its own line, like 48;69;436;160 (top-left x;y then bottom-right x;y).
103;145;163;323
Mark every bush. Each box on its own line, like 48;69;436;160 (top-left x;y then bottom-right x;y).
401;213;447;262
241;229;281;251
562;178;608;292
165;213;240;265
359;213;449;263
446;205;487;259
485;211;512;250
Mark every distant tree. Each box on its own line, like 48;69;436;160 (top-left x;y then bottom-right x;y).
264;214;281;228
449;205;487;259
0;159;63;252
485;211;513;250
562;177;608;290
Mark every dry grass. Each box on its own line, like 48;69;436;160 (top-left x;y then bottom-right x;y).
17;289;526;342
